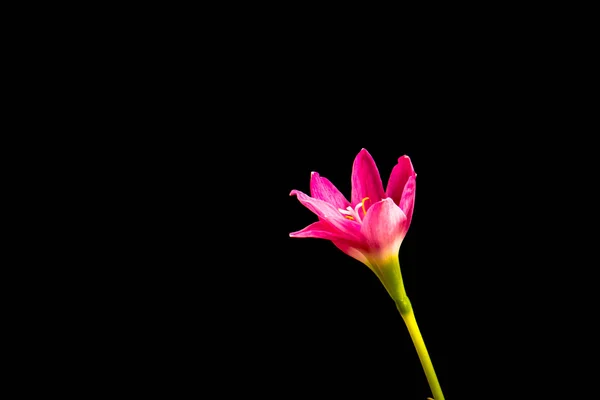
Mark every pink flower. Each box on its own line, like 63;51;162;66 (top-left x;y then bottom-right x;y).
289;148;416;300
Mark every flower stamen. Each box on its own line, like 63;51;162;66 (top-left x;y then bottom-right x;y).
339;206;361;223
361;197;370;215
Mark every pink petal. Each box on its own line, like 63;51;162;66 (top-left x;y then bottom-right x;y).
360;198;408;254
290;190;362;242
332;239;375;272
399;175;416;230
386;155;416;206
310;172;350;210
351;148;385;211
289;221;345;241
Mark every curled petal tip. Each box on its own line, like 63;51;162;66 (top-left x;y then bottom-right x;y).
289;189;298;196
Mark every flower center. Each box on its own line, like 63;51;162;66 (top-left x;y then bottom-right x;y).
338;197;370;223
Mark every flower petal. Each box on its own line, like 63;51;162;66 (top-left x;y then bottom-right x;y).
310;172;350;210
332;239;382;279
351;148;385;211
386;155;416;206
290;190;362;242
289;221;345;241
399;175;416;230
360;198;408;255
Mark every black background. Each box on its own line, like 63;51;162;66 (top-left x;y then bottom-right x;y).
19;4;593;398
95;15;576;399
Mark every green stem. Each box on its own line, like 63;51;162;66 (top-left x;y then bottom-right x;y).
396;297;444;400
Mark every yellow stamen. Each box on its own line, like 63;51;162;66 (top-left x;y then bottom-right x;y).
345;215;355;220
361;197;370;215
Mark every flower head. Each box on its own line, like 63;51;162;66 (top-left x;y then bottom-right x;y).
289;148;416;300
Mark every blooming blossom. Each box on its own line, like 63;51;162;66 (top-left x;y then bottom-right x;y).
289;148;416;300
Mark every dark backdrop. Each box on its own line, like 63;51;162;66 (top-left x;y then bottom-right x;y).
35;4;587;398
102;21;530;399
